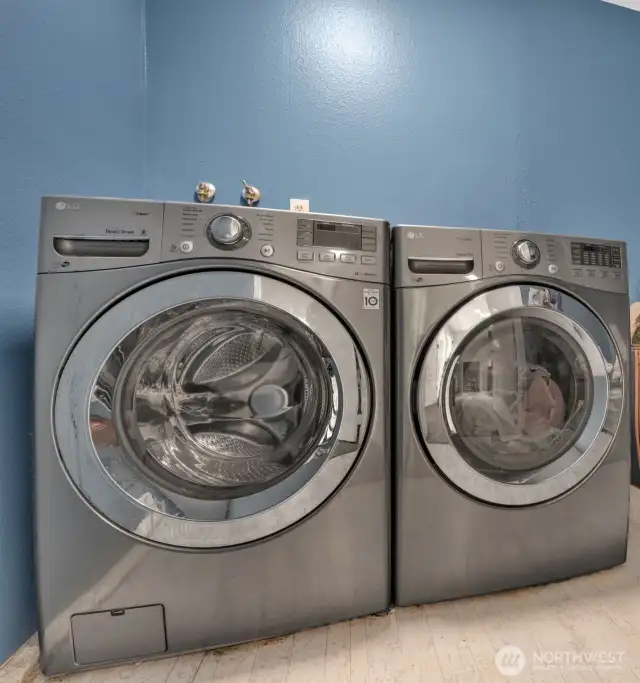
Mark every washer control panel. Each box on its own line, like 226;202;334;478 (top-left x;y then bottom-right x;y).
160;202;389;284
39;197;389;283
295;218;379;267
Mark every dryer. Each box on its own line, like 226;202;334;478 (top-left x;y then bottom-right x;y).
35;197;390;675
393;225;630;606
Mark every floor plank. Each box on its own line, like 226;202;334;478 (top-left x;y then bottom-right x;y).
285;627;326;683
211;643;257;683
323;622;350;683
249;636;293;683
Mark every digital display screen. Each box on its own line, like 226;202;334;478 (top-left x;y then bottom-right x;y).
571;242;621;268
313;222;362;250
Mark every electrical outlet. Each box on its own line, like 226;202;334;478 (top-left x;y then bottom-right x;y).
290;199;310;213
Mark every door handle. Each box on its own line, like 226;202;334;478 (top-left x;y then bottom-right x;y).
408;256;474;275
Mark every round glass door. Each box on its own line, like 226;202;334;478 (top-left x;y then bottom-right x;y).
111;301;334;500
56;272;370;548
449;315;592;475
416;285;622;506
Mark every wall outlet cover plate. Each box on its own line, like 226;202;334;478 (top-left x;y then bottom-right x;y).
290;199;310;213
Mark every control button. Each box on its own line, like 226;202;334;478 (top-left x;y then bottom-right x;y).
512;239;541;269
297;234;312;246
260;244;274;257
297;219;313;229
361;255;377;265
179;241;194;253
319;252;335;262
612;271;622;279
548;264;559;275
599;270;609;278
495;261;505;273
586;269;597;278
572;268;583;277
297;249;314;261
361;238;377;252
340;253;356;263
361;226;377;237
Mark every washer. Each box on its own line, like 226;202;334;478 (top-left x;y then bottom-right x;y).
393;225;630;606
35;197;390;675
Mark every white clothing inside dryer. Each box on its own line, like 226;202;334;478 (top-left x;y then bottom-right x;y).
455;365;568;463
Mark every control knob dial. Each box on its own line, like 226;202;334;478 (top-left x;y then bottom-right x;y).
512;239;541;269
206;214;251;250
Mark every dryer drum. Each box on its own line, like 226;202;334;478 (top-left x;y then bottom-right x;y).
447;313;593;478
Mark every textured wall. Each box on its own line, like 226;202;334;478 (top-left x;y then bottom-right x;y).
0;0;145;663
146;0;640;297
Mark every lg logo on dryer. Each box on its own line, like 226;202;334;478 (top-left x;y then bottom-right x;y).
55;201;80;211
363;288;380;310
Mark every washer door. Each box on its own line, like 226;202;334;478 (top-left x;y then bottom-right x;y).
416;284;623;506
55;271;370;548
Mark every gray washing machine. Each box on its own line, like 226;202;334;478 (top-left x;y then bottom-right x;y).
34;196;390;675
393;225;630;606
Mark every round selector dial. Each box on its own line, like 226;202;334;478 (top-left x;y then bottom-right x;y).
206;214;251;250
512;239;541;269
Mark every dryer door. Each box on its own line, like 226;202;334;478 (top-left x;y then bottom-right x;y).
415;284;623;506
55;271;370;548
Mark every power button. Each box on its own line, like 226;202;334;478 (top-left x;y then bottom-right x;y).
179;241;194;253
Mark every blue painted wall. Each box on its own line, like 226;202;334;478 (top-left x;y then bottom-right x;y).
146;0;640;297
0;0;145;663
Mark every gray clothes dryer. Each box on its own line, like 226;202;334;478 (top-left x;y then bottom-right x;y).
35;197;391;675
393;225;630;606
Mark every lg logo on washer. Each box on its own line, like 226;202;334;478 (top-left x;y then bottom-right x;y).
55;201;80;211
406;231;425;240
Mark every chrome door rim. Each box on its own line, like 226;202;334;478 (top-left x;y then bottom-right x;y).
55;271;370;548
415;285;621;506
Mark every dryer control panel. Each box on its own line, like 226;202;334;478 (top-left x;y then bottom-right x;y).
393;224;627;294
39;197;390;284
481;230;627;293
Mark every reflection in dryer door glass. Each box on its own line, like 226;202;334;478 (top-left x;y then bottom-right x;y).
449;316;592;478
97;301;335;499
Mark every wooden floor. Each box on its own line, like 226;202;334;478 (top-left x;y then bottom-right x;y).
4;489;640;683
